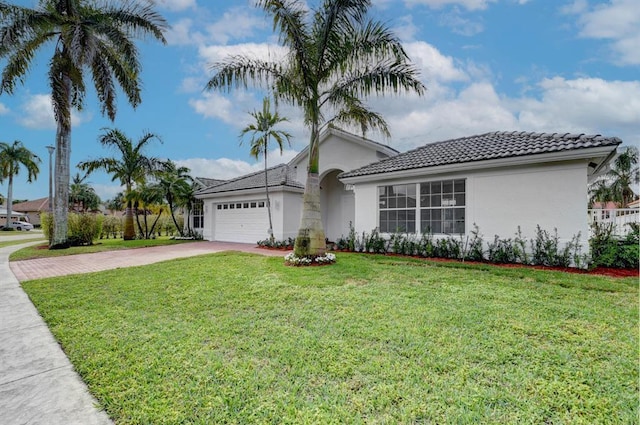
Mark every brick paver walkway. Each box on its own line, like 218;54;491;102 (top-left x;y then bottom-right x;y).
9;241;287;282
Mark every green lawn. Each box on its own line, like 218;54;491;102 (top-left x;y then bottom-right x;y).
9;236;195;261
22;253;638;424
0;237;45;249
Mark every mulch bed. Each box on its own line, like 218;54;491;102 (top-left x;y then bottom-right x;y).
258;246;638;278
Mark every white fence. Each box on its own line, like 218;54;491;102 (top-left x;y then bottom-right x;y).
588;208;639;236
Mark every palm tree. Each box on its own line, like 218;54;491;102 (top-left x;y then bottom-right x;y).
0;140;41;229
240;97;292;242
0;0;167;248
104;192;124;214
157;160;193;237
69;172;100;212
589;146;639;207
128;182;164;239
206;0;425;257
78;128;163;240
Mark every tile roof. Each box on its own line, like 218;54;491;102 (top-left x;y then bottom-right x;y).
11;197;49;212
196;164;303;195
340;131;622;179
194;177;226;188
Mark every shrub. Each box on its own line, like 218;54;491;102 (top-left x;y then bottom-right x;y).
463;224;484;262
487;236;518;264
590;222;639;269
41;212;54;245
67;213;103;246
101;215;122;239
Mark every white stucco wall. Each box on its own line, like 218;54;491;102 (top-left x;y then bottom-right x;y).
282;192;303;240
350;160;590;247
290;132;391;185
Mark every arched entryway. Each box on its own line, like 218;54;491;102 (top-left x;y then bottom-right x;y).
320;169;355;242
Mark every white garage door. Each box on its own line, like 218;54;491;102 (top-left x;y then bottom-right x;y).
213;200;270;243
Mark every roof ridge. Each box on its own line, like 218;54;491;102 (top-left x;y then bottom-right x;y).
340;130;622;179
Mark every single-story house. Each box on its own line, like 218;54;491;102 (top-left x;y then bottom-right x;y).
195;128;621;248
10;197;49;226
0;206;28;222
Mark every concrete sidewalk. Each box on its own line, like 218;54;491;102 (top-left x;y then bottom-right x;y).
0;240;113;425
1;240;286;424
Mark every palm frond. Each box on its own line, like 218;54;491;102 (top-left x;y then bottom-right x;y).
206;56;284;91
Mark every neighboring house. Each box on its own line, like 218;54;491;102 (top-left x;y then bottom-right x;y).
589;199;639;236
197;129;621;249
0;206;28;222
10;197;49;226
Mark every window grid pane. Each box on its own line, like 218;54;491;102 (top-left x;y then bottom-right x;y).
419;179;466;234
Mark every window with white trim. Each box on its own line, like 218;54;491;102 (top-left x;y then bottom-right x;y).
420;179;465;234
378;184;416;233
377;179;466;234
192;199;204;228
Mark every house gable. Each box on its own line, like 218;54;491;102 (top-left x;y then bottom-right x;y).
289;127;398;183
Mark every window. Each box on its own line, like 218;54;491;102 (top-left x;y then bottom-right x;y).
377;179;466;235
378;184;416;233
250;202;257;208
420;179;465;234
258;201;265;208
236;203;242;209
217;204;222;210
192;200;204;228
243;203;249;209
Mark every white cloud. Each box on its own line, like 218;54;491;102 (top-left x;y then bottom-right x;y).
438;7;484;36
175;148;299;180
155;0;196;12
92;183;123;202
393;15;420;41
18;94;89;130
188;91;252;126
567;0;640;65
166;18;204;46
404;0;498;11
0;103;8;115
404;41;469;83
516;77;640;135
205;7;267;45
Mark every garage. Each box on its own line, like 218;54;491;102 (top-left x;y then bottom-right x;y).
213;200;271;243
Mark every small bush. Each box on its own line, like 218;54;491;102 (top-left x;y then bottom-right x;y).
68;213;103;246
463;224;484;262
590;222;639;269
41;212;54;245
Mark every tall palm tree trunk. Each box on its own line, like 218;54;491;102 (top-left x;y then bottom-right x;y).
294;128;325;257
51;112;71;248
264;150;275;242
124;198;136;240
5;175;13;228
167;198;184;237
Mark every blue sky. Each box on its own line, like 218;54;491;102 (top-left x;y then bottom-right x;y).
1;0;638;202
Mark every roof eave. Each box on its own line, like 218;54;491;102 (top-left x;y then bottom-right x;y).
196;185;304;199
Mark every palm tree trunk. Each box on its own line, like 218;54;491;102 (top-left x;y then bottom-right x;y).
293;127;326;257
51;116;71;248
149;210;163;237
124;198;135;240
168;199;184;237
5;175;13;228
264;150;275;243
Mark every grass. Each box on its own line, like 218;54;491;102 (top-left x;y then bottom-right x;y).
22;253;638;424
9;236;195;261
0;237;45;249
